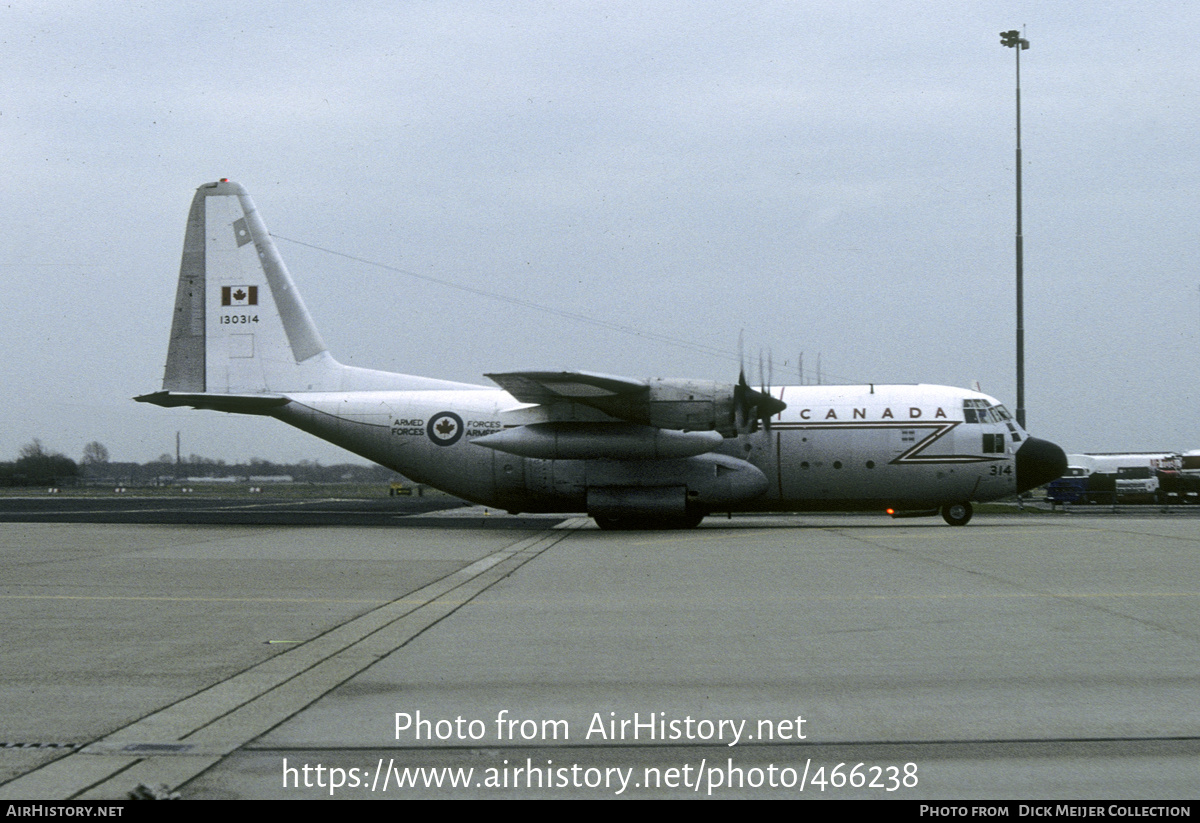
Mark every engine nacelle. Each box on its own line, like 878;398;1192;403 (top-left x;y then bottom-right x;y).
487;372;782;436
637;378;784;435
644;379;738;434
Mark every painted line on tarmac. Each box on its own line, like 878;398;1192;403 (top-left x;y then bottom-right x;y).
0;523;584;802
0;593;402;605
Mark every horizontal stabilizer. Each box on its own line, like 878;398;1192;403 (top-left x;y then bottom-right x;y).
135;391;289;415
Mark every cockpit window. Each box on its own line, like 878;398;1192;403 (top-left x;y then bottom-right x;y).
962;399;1015;425
963;399;989;424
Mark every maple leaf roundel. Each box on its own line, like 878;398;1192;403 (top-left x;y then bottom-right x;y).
426;411;464;446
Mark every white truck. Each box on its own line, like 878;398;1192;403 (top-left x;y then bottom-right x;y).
1114;455;1181;502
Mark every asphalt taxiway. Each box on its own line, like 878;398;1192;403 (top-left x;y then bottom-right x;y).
1;502;1198;799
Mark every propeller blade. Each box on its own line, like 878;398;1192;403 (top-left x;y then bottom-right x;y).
763;349;775;431
733;360;786;433
737;330;746;385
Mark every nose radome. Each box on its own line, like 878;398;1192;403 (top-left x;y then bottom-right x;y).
1015;437;1068;493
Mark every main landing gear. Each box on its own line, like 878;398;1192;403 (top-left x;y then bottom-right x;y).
940;501;973;526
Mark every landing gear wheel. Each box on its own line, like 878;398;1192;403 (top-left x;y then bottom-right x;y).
941;501;973;526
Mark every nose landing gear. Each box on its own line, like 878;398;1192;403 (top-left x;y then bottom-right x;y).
941;502;973;526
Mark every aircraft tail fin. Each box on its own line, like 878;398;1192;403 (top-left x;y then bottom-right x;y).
157;180;472;396
163;179;334;394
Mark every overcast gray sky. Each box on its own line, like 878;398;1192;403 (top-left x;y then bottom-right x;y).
3;1;1197;465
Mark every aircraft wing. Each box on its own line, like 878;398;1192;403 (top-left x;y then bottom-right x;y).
485;371;648;407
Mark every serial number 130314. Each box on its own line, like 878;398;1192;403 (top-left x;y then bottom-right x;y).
219;314;259;324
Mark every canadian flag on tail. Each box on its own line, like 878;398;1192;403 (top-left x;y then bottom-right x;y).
221;286;258;306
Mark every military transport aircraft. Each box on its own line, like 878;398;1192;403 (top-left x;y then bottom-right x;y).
137;180;1067;529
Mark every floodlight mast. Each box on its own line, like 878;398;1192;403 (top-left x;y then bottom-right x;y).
1001;29;1029;429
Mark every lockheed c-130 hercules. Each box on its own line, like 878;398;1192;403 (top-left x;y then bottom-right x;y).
137;180;1067;529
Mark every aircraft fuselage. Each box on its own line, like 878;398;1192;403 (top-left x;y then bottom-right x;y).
274;381;1034;515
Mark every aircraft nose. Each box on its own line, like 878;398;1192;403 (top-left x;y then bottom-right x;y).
1015;436;1068;494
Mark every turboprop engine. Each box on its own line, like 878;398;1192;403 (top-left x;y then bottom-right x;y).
475;372;789;460
484;372;787;439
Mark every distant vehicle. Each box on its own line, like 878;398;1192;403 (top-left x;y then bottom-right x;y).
1048;452;1198;504
1156;470;1200;504
1115;465;1161;503
1070;453;1178;476
1045;467;1089;505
